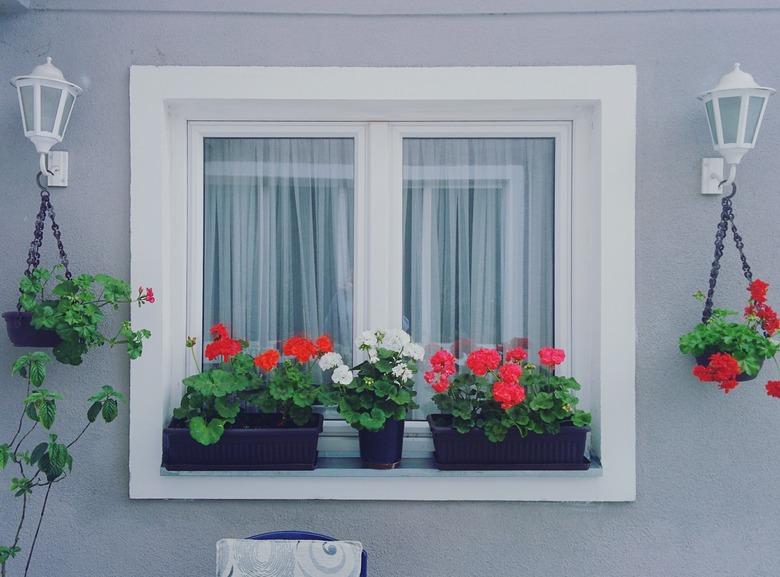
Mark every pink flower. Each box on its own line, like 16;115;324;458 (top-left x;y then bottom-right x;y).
538;347;566;367
466;348;501;376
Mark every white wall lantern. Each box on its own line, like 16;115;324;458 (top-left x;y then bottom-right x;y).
10;57;82;175
699;63;774;188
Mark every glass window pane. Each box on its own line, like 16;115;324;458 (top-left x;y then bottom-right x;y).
57;92;75;137
203;138;354;370
41;86;61;133
20;85;34;132
403;138;555;417
718;96;741;143
705;100;718;145
745;95;765;144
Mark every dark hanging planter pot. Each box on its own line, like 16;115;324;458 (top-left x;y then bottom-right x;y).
2;311;61;348
428;414;590;471
695;347;763;382
358;418;405;469
162;413;323;471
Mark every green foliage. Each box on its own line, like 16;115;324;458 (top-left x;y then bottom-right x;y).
432;362;591;443
18;267;153;365
173;343;328;445
2;356;124;575
326;347;419;432
679;308;779;377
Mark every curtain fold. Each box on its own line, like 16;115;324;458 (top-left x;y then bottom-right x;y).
403;138;555;415
204;138;354;364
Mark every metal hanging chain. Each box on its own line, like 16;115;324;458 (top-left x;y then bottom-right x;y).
701;181;755;324
18;172;73;310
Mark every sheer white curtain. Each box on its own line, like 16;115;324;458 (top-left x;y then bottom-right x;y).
403;138;555;415
203;138;354;363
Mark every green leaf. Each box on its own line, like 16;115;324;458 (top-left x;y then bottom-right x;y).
101;398;119;423
10;477;33;497
28;357;47;387
214;397;240;420
29;442;47;466
0;444;9;472
87;401;103;423
358;407;387;431
11;355;30;377
38;401;57;429
188;416;225;446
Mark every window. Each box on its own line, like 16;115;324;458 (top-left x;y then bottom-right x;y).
130;66;636;501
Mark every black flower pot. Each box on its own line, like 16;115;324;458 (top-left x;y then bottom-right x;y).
428;414;590;470
162;413;322;471
3;311;61;348
358;418;405;469
695;347;763;382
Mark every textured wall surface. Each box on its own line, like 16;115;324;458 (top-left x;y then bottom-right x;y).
2;2;780;576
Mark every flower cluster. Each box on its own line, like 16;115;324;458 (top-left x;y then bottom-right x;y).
137;286;156;304
254;334;334;371
692;352;741;393
424;349;458;393
428;345;591;442
204;323;243;363
745;279;780;336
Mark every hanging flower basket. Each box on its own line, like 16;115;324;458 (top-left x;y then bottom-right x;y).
679;185;780;396
2;311;61;348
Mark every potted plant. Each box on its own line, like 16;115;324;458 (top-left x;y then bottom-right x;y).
680;279;780;393
163;325;332;471
0;353;126;577
426;346;592;470
321;329;423;469
3;266;154;365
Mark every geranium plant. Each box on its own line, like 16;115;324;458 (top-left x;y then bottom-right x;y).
172;325;333;445
321;329;423;431
429;346;592;442
0;353;125;577
679;279;780;394
16;266;153;365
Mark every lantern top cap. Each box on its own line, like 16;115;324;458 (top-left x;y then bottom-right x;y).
699;63;775;99
10;57;83;94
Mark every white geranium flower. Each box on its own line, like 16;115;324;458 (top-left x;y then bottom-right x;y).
332;364;354;385
318;352;344;371
383;328;411;352
391;362;414;382
356;330;378;350
367;348;379;364
401;342;425;361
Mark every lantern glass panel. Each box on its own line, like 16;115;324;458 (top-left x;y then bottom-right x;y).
57;92;75;137
20;85;34;132
745;95;765;144
718;96;741;144
705;100;718;145
41;86;61;133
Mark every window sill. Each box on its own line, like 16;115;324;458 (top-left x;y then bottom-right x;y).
160;455;602;478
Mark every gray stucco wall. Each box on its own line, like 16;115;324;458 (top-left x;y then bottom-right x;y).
2;2;780;576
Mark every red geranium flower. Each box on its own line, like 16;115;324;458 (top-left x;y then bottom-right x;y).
315;334;333;354
432;376;450;393
204;337;242;363
538;347;566;367
492;380;526;410
254;349;280;372
498;363;522;383
766;380;780;398
143;287;156;304
210;323;229;340
283;336;318;363
505;347;528;363
430;349;457;376
749;279;770;304
692;352;742;393
466;348;501;376
719;379;739;393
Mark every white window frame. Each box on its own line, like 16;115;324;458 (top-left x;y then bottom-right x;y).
130;66;636;501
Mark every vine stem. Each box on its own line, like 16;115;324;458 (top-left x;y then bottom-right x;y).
23;483;52;577
67;422;91;449
8;379;31;447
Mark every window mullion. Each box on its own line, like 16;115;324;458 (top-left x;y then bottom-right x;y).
362;122;403;332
